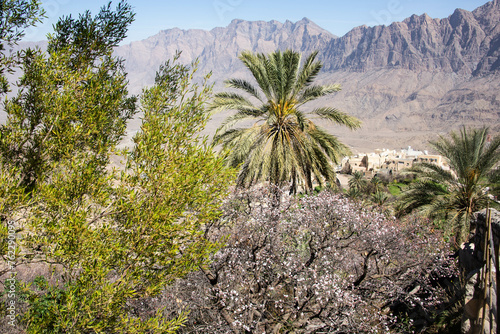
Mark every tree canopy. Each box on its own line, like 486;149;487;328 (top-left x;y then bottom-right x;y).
0;0;136;193
210;49;361;194
398;126;500;242
0;0;45;94
0;2;234;332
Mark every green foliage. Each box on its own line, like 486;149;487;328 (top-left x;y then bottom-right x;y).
345;185;362;200
398;126;500;243
0;0;45;94
370;175;384;192
210;49;361;193
47;0;134;67
0;1;136;192
348;171;368;192
24;283;67;333
0;2;234;332
370;191;389;206
388;183;402;196
429;299;464;334
0;0;44;45
0;46;136;191
488;166;500;198
16;56;233;332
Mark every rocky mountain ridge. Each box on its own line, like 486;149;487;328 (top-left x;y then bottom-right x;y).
321;1;500;75
10;1;500;152
115;17;336;92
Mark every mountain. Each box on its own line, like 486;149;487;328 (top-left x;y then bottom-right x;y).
321;2;500;75
115;17;335;93
9;1;500;152
312;1;500;150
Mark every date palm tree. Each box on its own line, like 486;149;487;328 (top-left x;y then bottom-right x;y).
210;49;361;194
348;171;368;192
398;127;500;243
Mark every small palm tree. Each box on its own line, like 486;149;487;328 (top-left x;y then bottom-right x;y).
210;49;361;194
370;191;389;207
348;171;368;192
370;176;385;193
399;126;500;243
345;186;362;200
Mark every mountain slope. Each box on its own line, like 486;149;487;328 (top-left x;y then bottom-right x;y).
314;1;500;150
115;17;335;93
8;1;500;151
321;1;500;75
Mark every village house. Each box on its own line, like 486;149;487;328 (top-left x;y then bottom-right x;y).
340;146;448;177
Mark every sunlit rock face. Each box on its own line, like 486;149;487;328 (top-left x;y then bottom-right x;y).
11;1;500;151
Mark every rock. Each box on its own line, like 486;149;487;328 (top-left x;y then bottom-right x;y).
460;209;500;334
7;2;500;151
461;271;481;333
102;1;500;149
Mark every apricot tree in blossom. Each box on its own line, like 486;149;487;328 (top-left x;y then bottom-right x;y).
160;187;457;333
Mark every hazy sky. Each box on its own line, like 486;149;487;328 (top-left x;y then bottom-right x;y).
23;0;490;44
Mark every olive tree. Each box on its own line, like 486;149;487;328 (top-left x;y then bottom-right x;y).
0;2;234;332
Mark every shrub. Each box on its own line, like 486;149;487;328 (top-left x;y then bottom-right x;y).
161;187;457;333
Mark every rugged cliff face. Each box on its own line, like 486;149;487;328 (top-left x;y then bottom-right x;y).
115;1;499;151
316;1;500;150
9;1;500;151
321;1;500;75
115;17;335;92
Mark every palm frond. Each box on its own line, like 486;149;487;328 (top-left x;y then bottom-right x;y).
217;126;262;167
398;180;450;215
238;51;273;101
293;110;308;131
408;162;455;184
279;50;301;102
298;84;342;105
208;92;256;113
224;78;263;103
292;51;321;95
477;130;500;173
400;126;500;242
307;127;350;164
214;108;267;139
211;49;359;193
312;107;361;130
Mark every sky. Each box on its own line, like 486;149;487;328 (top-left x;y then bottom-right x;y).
22;0;491;44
